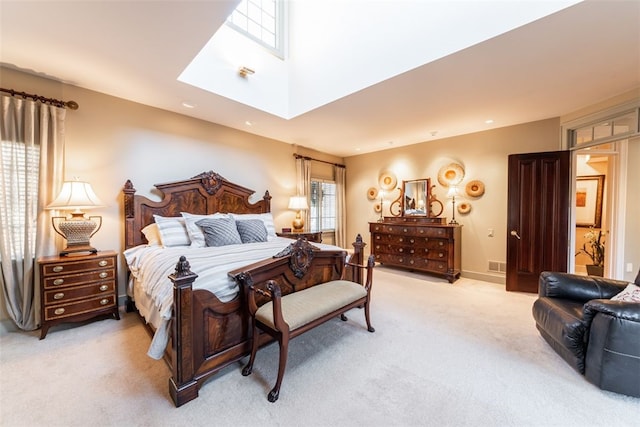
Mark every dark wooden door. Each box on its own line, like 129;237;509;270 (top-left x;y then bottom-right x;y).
506;151;570;292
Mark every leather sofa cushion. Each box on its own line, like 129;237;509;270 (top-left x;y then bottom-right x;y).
532;297;586;361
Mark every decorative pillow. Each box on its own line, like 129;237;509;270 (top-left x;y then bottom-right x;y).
181;212;229;248
611;283;640;303
153;215;190;247
141;223;162;246
236;219;268;243
229;213;276;237
196;217;242;247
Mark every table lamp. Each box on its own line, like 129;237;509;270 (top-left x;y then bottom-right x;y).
447;185;459;225
46;179;104;256
288;196;308;232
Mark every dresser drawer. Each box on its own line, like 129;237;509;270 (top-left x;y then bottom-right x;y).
43;268;116;289
42;256;115;276
43;281;116;305
44;294;117;321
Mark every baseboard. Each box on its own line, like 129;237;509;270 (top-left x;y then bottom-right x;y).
462;270;506;285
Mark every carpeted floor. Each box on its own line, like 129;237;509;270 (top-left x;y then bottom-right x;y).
1;267;638;426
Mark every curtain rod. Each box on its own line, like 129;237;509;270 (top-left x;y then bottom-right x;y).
0;87;79;110
293;153;345;168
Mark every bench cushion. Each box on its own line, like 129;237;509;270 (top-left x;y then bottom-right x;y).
255;280;367;330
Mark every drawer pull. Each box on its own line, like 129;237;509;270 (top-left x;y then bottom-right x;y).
403;228;408;233
98;260;108;267
439;253;444;258
99;272;108;279
399;248;403;253
53;279;64;285
419;229;424;234
53;266;64;273
409;239;414;243
53;292;65;300
399;238;403;242
409;260;414;265
439;241;444;246
99;284;109;292
376;236;381;240
54;308;65;315
100;298;109;305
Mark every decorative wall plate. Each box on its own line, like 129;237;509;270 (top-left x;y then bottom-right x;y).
378;171;397;191
373;202;382;213
465;180;485;197
457;202;471;214
367;187;379;200
437;163;465;187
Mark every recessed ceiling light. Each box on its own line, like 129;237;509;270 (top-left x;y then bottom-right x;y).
182;101;196;109
485;119;494;124
245;121;253;126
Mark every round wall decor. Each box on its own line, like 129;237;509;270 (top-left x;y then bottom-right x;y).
378;171;397;191
373;202;382;213
465;180;485;197
437;163;465;187
367;187;379;200
457;202;471;214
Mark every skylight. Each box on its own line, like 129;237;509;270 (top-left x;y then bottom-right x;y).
227;0;285;59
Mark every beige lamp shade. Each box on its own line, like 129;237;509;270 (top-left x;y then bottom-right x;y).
46;180;104;256
47;181;105;211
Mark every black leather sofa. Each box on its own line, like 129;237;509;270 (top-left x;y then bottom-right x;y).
532;270;640;397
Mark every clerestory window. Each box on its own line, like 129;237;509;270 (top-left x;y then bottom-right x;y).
227;0;285;58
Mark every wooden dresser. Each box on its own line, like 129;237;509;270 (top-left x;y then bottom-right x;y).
38;251;119;339
370;217;462;283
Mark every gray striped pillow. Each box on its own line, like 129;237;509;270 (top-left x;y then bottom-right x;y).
153;215;190;247
236;219;268;243
196;217;242;247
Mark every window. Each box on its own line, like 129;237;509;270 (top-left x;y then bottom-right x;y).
569;109;639;148
227;0;285;58
0;140;40;260
310;179;336;233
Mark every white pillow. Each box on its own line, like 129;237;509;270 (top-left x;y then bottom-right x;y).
611;283;640;303
229;213;276;237
141;223;162;246
153;215;190;247
181;212;229;248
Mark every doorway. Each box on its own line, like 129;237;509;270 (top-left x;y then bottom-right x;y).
573;144;614;277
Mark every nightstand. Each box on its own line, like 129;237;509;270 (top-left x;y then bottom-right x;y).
276;231;322;243
38;251;120;339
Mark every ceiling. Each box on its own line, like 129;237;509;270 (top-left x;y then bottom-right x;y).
1;1;639;158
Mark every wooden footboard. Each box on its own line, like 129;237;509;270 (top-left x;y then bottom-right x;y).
166;236;365;407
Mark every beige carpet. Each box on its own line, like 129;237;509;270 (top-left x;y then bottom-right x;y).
1;267;638;426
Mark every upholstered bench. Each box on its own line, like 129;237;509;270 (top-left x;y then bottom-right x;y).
233;239;375;402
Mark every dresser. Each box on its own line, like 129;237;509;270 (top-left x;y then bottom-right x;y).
370;217;462;283
38;251;119;339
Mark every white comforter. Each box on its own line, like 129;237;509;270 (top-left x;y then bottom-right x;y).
124;237;342;359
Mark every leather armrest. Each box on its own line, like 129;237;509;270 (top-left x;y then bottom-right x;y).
583;299;640;324
538;271;628;301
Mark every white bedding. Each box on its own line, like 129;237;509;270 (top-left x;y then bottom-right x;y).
124;236;343;359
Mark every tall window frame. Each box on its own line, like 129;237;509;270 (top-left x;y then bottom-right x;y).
310;179;336;233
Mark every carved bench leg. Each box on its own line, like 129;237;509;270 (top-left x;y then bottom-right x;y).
242;319;259;377
364;302;375;333
268;332;289;403
340;314;348;321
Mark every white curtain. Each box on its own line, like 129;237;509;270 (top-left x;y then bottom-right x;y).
295;157;311;229
334;165;347;248
0;95;65;330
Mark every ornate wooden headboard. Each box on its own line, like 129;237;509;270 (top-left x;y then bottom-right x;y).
123;171;272;249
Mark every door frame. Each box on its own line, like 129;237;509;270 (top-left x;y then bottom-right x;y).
561;100;638;278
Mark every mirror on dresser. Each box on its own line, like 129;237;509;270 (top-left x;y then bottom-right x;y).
402;179;431;216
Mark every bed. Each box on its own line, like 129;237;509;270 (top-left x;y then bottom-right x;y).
122;171;365;406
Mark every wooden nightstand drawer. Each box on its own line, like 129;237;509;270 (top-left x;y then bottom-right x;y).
38;251;119;339
44;294;117;321
43;269;115;289
42;256;115;276
43;281;116;305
